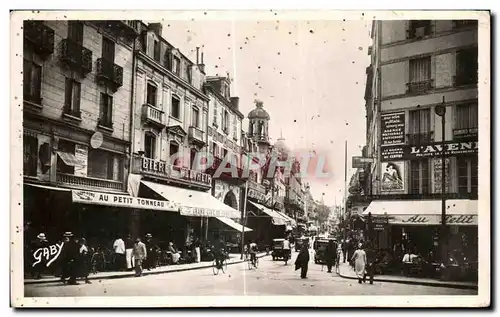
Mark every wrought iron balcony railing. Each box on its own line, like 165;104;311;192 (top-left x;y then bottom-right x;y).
24;21;55;57
57;172;124;191
407;132;433;145
96;58;123;89
61;38;93;75
406;79;433;94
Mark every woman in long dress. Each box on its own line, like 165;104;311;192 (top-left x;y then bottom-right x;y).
351;243;367;284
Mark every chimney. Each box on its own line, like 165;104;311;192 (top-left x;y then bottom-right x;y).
148;23;163;36
230;97;240;110
196;47;200;64
199;52;205;73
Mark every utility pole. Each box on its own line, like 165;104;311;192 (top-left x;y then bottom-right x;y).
240;180;249;260
435;96;447;263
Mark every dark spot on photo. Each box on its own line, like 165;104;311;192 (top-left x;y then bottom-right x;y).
309;29;314;34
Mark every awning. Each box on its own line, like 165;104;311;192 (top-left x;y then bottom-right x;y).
248;201;287;226
25;183;71;192
276;211;297;227
362;199;478;226
215;217;253;232
141;181;241;219
57;151;79;166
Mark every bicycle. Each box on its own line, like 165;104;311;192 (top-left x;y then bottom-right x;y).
247;253;259;270
212;253;228;275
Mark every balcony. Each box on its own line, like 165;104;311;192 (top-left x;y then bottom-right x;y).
453;72;478;87
92;20;140;39
407;132;433;145
406;80;433;94
61;39;93;75
57;173;124;191
142;104;165;129
24;21;55;57
406;23;433;40
188;126;205;146
96;58;123;90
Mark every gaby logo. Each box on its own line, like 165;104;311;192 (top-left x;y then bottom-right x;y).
32;243;64;267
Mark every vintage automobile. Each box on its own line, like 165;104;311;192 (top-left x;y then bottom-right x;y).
314;238;337;264
295;237;310;252
271;238;291;262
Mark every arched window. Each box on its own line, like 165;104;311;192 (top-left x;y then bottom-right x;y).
144;132;156;159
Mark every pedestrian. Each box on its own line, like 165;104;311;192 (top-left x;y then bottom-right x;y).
295;244;310;279
351;242;367;284
194;237;201;263
144;233;154;270
325;239;336;273
78;238;91;284
364;241;375;284
124;234;134;271
61;232;79;285
132;237;147;277
341;239;347;263
30;233;49;279
113;234;126;271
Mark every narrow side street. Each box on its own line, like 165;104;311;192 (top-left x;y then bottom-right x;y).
25;252;476;297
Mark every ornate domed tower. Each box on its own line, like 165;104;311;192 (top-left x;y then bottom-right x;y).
248;100;271;154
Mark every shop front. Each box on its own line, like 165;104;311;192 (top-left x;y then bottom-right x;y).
362;199;478;280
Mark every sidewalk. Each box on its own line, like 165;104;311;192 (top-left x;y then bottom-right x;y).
337;262;478;290
25;252;269;285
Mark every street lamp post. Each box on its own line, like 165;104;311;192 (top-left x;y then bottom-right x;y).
435;96;447;263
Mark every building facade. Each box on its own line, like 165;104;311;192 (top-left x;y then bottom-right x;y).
359;20;478;262
23;20;141;243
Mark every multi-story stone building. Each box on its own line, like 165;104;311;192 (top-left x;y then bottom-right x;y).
128;22;244;246
359;20;478;262
22;20;141;242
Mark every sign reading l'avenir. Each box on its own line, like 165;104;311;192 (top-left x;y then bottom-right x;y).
381;141;478;162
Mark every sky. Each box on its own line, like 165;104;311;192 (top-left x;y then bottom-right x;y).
155;17;373;206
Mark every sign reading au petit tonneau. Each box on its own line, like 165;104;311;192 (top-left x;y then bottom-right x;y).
381;141;478;162
381;112;405;146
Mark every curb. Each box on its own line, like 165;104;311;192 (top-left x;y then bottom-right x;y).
337;271;478;290
25;254;270;285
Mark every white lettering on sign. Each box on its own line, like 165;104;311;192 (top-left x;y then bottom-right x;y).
72;190;176;212
32;243;64;267
180;207;240;219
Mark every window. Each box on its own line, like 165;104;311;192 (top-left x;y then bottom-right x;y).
455;48;478;86
185;64;192;83
164;50;172;70
408;20;432;39
99;93;113;128
68;21;83;44
88;149;123;181
101;37;115;63
23;59;42;104
23;132;38;177
169;142;180;166
190;148;197;169
64;78;81;117
140;32;147;52
211;142;218;156
146;83;157;107
409;160;430;195
171;96;180;119
455;104;478;130
408;57;432;93
192;107;200;128
153;40;161;62
457;157;478;195
57;139;76;175
223;110;229;133
173;56;180;75
222;148;228;160
144;132;156;159
213;102;218;127
452;20;478;30
408;109;431;144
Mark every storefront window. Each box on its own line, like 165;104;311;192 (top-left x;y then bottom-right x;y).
87;149;123;181
457;156;478;195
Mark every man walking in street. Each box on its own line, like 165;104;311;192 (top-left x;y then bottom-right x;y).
113;234;126;271
124;234;134;271
325;239;337;273
341;239;347;263
132;237;147;277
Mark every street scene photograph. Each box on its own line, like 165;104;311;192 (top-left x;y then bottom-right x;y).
10;9;489;307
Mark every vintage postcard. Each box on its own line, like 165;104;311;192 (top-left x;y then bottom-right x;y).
10;10;490;307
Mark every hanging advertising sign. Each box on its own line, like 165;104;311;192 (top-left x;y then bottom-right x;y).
380;161;405;192
381;141;478;162
74;144;88;177
180;206;240;219
381;112;405;146
433;158;451;193
72;190;178;211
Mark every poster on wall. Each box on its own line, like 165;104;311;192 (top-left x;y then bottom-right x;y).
381;112;405;146
433;158;451;193
74;144;88;177
381;161;405;192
